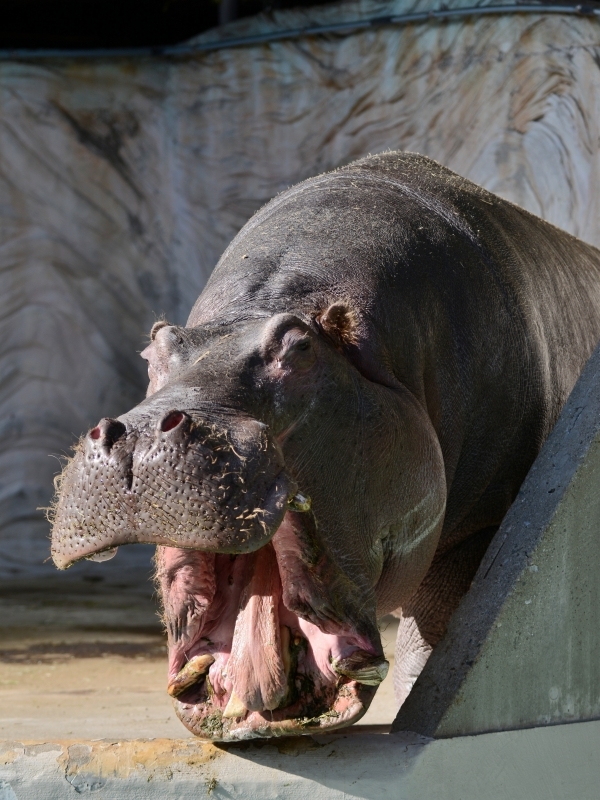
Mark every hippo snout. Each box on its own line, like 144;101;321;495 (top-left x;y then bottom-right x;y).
51;405;295;569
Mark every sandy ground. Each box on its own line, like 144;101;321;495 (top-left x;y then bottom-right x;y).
0;574;398;740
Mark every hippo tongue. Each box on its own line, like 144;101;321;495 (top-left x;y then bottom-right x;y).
227;544;288;712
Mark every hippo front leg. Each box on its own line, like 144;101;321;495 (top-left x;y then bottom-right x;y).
392;527;497;706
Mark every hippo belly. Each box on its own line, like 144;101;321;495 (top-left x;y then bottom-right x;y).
50;152;600;740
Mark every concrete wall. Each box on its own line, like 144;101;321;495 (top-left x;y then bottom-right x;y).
5;0;600;578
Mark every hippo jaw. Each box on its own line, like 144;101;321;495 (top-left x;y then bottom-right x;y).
157;518;387;741
50;390;386;741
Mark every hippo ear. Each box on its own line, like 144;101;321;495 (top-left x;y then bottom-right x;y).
141;321;181;397
315;302;359;350
150;319;171;341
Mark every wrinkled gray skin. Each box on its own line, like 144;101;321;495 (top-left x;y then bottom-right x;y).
51;152;600;740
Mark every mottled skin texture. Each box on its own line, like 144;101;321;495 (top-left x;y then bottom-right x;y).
51;152;600;738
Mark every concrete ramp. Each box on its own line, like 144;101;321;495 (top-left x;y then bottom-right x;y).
394;339;600;738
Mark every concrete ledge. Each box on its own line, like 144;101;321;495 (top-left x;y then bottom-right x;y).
2;720;600;799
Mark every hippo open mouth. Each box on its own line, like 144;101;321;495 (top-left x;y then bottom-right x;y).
51;389;388;741
157;530;386;741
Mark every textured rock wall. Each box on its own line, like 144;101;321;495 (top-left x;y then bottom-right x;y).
3;0;600;578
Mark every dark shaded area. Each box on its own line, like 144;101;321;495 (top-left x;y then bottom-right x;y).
0;0;341;50
0;641;167;663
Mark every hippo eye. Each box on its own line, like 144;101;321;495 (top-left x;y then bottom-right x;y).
279;334;315;371
285;336;312;356
166;329;184;347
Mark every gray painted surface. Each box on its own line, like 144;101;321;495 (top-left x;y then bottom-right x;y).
2;721;599;799
394;338;600;737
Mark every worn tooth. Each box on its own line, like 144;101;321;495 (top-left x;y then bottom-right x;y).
332;652;389;686
222;691;247;719
287;492;311;512
167;654;215;698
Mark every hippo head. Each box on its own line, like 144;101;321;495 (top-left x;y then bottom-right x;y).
51;309;398;740
50;160;448;741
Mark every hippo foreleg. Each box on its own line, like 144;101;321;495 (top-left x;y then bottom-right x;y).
393;528;497;706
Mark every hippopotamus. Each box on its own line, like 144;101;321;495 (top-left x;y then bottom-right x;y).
50;152;600;741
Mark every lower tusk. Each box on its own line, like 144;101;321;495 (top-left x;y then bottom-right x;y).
288;492;311;512
223;691;248;719
168;654;215;698
332;652;389;686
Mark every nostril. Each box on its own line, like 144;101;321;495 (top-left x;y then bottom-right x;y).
89;418;126;447
161;411;185;433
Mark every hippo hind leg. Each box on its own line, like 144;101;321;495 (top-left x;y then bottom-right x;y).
392;528;496;707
